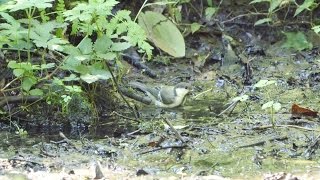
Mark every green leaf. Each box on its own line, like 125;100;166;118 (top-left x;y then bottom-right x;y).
312;25;320;34
8;61;33;71
80;62;112;83
62;74;80;82
0;12;26;47
8;0;54;12
269;0;283;13
40;63;55;69
254;79;276;88
191;23;201;34
138;11;185;57
282;31;312;51
13;69;25;77
272;102;281;111
262;101;274;110
80;74;99;84
29;88;43;96
254;18;272;26
78;37;92;54
94;35;112;53
22;76;37;91
63;0;118;22
96;52;116;60
30;21;68;49
111;42;131;51
249;0;270;4
205;7;217;21
294;0;316;17
8;60;20;68
65;85;82;93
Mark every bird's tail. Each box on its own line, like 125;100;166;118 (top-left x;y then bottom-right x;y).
128;81;149;93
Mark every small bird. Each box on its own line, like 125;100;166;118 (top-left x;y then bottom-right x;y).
128;82;191;108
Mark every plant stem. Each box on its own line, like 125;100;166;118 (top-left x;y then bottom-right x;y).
105;62;139;120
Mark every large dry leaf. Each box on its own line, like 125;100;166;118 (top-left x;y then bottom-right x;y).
138;11;185;57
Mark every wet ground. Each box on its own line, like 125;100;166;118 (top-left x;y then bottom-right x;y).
2;2;320;179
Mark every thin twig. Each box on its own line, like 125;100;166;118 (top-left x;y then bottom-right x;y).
110;111;140;122
138;144;188;155
162;116;185;143
193;88;213;99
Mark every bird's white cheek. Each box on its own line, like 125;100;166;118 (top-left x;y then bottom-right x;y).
175;89;189;96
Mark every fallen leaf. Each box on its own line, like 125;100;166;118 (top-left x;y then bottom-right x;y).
291;104;318;118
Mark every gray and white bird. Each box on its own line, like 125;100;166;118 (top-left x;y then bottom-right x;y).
128;82;191;108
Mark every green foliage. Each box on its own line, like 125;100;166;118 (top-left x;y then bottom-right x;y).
261;100;281;127
254;80;281;127
312;25;320;34
0;0;153;117
0;12;29;49
8;0;54;12
282;31;312;51
8;60;55;94
55;0;66;38
294;0;317;17
191;23;202;34
205;7;217;21
250;0;319;26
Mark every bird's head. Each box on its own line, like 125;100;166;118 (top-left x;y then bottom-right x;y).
174;82;191;98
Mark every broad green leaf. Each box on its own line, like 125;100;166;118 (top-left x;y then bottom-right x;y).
80;74;97;83
254;18;272;26
78;37;92;54
8;60;20;68
269;0;283;13
29;88;43;96
63;45;81;56
40;63;55;69
75;64;90;74
94;35;112;53
111;42;131;51
80;71;112;83
8;61;33;71
138;11;185;57
205;7;217;21
63;74;80;82
22;76;37;91
294;0;316;17
97;52;116;60
80;62;112;83
282;31;312;51
13;69;24;77
191;23;201;34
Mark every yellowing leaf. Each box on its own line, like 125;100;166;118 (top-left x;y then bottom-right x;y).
138;11;185;57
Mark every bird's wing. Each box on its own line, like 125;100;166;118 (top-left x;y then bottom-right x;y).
129;82;160;100
159;86;175;104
